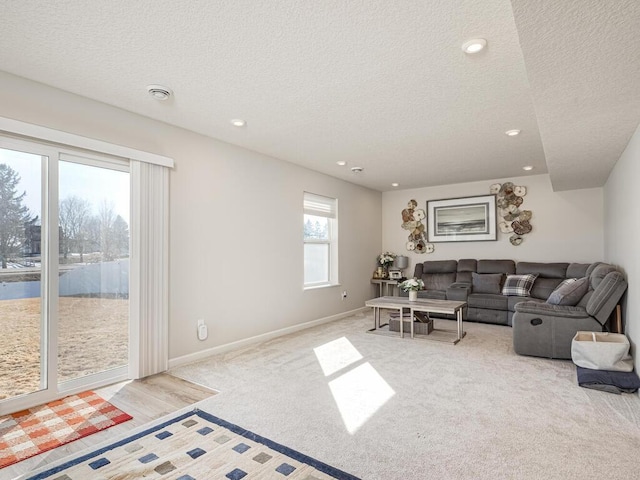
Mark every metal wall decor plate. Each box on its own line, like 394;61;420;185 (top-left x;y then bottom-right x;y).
499;221;514;233
514;186;527;197
510;234;523;246
414;209;426;220
402;221;417;230
504;212;520;222
414;239;426;253
490;183;502;194
406;241;415;251
511;220;532;235
499;182;515;196
518;210;532;221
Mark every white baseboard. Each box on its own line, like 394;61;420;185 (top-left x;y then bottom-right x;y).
168;306;368;370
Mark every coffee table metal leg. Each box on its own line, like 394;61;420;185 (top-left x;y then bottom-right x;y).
410;308;415;338
399;307;404;338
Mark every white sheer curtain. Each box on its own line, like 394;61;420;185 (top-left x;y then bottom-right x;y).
129;160;170;378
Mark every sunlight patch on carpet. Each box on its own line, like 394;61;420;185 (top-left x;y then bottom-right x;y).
328;362;395;434
314;337;363;377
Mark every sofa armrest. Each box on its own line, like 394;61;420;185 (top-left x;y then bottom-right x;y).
514;301;589;319
447;282;471;301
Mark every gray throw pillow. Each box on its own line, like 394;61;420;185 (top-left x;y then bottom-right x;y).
472;272;503;294
547;276;589;306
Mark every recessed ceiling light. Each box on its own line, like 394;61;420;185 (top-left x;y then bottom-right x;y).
505;129;521;136
351;166;363;173
336;161;347;166
462;38;487;54
522;165;534;171
230;119;246;127
391;183;399;187
147;84;173;101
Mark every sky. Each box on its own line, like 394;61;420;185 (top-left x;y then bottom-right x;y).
0;147;129;223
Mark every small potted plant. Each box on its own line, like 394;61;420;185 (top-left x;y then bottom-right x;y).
399;277;424;301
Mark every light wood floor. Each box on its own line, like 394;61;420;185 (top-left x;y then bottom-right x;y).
3;373;217;480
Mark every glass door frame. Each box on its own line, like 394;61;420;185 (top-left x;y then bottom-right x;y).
0;136;131;415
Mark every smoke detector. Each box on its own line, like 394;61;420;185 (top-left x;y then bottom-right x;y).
351;166;364;173
147;85;173;101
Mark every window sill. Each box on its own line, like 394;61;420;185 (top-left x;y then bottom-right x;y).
303;283;340;291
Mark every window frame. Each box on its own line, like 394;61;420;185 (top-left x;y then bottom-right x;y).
303;192;338;289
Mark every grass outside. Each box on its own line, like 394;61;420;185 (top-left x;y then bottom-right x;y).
0;297;128;400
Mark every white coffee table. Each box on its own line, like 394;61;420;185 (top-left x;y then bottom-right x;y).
365;296;467;344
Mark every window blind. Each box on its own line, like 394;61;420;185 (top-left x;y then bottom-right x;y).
304;192;337;218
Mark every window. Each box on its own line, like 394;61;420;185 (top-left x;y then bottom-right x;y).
303;192;338;288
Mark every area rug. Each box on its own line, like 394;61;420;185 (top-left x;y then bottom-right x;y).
0;391;132;469
27;409;360;479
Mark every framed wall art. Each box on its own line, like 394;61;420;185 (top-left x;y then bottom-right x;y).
427;194;497;242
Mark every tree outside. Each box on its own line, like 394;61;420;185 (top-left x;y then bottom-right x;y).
0;164;36;268
59;195;91;262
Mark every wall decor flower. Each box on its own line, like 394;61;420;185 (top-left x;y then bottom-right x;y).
490;182;532;246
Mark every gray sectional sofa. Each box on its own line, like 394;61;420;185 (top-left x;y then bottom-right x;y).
402;259;627;359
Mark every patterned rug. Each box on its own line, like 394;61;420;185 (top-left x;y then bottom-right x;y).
0;391;132;469
26;409;360;479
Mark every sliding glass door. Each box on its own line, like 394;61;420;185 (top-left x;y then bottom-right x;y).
0;140;130;414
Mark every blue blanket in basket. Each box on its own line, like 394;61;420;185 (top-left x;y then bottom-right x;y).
576;367;640;394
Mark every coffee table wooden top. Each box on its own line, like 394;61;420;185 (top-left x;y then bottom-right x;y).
365;296;466;315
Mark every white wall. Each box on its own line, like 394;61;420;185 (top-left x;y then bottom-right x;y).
383;174;604;275
604;122;640;372
0;71;382;361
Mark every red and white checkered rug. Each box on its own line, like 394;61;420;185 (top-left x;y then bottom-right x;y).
0;390;132;469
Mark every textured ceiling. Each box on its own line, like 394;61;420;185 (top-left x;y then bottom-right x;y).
0;0;638;192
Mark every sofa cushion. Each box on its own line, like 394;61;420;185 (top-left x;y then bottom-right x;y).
567;263;591;279
468;293;508;310
477;260;515;275
422;260;458;273
472;273;503;294
589;263;617;290
530;278;564;300
456;259;477;283
516;262;568;279
508;296;544;312
547;277;589;306
417;290;447;300
514;301;590;318
423;272;457;291
502;274;538;296
586;271;627;324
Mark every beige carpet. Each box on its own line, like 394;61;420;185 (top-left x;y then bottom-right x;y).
170;312;640;480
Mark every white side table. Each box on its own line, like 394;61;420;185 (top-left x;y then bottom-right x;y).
371;279;398;297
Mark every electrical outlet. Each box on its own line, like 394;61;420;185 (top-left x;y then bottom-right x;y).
342;290;348;300
197;319;208;340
